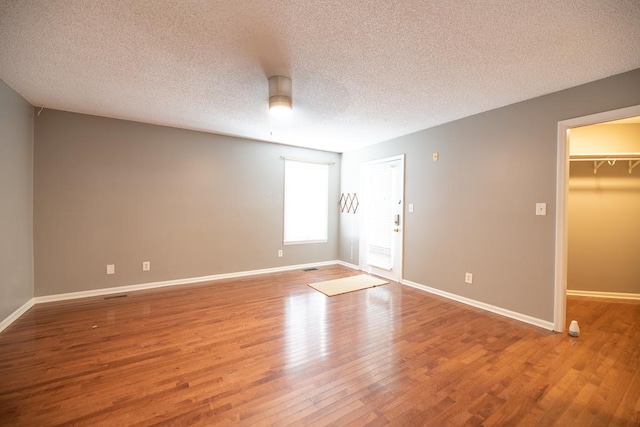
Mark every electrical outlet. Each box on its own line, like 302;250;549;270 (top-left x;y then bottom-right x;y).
465;272;473;284
278;249;283;258
106;264;115;275
142;261;150;271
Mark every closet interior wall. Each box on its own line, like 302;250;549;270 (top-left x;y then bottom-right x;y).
567;122;640;296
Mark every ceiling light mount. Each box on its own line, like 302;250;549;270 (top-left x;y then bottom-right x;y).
269;75;292;114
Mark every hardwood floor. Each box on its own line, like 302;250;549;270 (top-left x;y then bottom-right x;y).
1;265;638;426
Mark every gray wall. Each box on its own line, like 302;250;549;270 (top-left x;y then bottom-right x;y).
568;160;640;294
34;110;340;296
0;80;34;320
340;68;640;322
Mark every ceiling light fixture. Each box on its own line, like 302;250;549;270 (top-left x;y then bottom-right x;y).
268;75;292;115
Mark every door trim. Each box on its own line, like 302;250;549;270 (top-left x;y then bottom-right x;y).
554;104;640;332
359;155;405;282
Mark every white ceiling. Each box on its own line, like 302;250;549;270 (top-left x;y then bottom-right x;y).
1;1;640;153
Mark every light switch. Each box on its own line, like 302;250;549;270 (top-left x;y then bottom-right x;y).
408;203;414;213
536;203;547;216
432;152;439;161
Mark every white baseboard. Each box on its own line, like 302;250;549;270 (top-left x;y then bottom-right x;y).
33;260;345;304
567;289;640;300
0;262;347;333
336;260;360;271
2;260;357;333
0;299;35;334
402;279;554;331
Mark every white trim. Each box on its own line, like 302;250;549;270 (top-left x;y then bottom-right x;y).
554;121;569;332
283;239;328;246
369;270;400;283
554;104;640;332
402;279;554;330
1;261;361;331
0;299;35;334
567;290;640;300
33;261;340;304
336;260;361;271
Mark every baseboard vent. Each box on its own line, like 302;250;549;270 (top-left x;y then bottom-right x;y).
104;294;128;300
303;268;318;271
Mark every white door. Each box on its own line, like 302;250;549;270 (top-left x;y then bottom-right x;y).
360;155;404;282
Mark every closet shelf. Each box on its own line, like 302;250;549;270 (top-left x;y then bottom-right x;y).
570;153;640;174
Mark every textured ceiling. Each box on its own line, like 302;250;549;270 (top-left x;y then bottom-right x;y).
1;1;640;153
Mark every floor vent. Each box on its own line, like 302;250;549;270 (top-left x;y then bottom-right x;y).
104;294;128;300
303;268;318;271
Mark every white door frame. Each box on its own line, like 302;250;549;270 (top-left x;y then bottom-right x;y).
554;104;640;332
359;155;405;282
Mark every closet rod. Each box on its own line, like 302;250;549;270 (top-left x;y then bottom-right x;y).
570;154;640;174
569;154;640;162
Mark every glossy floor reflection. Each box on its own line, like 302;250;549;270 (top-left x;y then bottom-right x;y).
285;291;328;368
1;265;638;425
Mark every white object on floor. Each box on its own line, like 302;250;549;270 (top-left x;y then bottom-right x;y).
569;320;580;337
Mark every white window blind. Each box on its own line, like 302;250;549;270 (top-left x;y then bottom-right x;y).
284;160;329;244
366;166;393;269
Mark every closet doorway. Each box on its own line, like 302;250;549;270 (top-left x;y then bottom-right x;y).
554;105;640;332
567;118;640;299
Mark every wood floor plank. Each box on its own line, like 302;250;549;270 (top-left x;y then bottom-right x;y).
1;265;639;425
